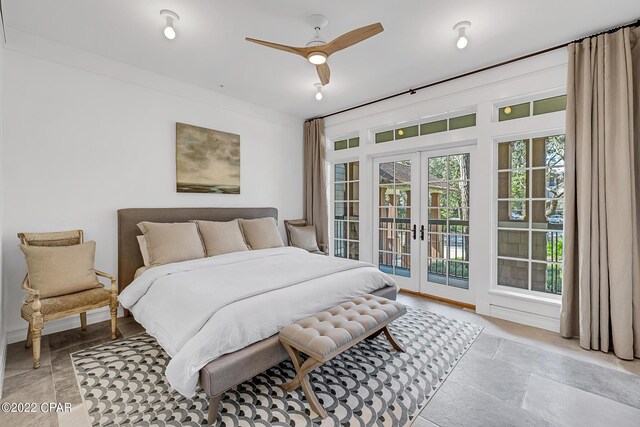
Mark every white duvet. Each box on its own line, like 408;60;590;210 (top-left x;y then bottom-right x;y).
119;247;397;397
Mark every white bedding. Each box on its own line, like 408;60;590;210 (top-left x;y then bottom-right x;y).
119;247;397;397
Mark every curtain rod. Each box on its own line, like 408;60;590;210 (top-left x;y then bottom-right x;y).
308;18;640;122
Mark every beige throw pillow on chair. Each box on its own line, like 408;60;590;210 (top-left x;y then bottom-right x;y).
289;225;321;252
19;241;101;299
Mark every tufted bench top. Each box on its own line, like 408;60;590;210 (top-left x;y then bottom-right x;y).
279;294;406;362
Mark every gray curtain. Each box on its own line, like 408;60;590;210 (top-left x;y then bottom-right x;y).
303;118;329;250
560;27;640;359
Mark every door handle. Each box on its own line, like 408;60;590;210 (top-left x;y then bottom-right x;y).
412;224;417;240
420;225;425;241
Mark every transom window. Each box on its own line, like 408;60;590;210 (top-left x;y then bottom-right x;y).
375;113;476;144
496;135;565;295
498;95;567;122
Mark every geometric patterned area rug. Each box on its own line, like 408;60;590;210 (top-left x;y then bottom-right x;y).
72;307;482;426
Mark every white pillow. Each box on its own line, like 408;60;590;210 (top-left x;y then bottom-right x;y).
137;235;150;267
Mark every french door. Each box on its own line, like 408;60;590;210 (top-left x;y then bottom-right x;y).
374;147;475;305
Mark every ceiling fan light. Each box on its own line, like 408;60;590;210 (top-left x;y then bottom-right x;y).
164;25;176;40
308;52;327;65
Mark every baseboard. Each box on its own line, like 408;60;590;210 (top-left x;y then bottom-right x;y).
0;332;7;399
399;289;476;311
489;304;560;332
6;306;125;345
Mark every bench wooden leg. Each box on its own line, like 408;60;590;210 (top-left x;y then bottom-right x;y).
383;326;405;352
207;394;223;425
281;342;328;419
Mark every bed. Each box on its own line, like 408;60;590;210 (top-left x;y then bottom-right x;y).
117;207;398;423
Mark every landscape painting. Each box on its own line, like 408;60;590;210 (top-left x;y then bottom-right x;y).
176;122;240;194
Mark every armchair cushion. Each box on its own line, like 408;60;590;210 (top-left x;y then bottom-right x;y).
289;225;321;252
20;241;101;299
21;287;111;319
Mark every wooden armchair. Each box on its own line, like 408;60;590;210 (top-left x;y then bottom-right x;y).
284;219;328;255
18;230;118;368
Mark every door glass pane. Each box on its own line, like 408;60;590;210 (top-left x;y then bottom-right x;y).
428;156;447;181
378;159;412;278
426;153;470;289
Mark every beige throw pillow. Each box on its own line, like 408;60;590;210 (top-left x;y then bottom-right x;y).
239;217;284;250
289;225;320;252
193;219;249;256
20;241;100;299
137;222;205;266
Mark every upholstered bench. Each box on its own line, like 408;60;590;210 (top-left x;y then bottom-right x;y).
278;294;406;418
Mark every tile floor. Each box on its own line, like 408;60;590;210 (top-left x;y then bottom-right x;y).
1;293;638;427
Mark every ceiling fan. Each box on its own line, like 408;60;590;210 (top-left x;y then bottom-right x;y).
245;15;384;86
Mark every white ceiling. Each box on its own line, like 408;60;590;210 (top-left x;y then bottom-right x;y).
4;1;640;119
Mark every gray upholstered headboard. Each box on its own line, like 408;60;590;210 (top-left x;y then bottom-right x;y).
117;207;278;293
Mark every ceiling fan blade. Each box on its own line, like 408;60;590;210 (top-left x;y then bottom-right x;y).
316;63;331;85
245;37;307;57
322;23;384;56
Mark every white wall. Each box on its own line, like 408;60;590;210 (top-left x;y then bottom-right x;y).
2;31;304;343
324;49;568;332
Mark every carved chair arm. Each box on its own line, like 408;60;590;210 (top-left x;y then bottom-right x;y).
22;274;42;321
95;269;118;294
21;275;40;298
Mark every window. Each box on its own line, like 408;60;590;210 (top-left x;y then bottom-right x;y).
334;137;359;151
334;162;359;259
498;95;567;122
497;135;565;294
375;113;476;144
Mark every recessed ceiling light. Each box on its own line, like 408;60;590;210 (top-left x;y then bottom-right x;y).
453;21;471;49
314;83;323;101
504;106;512;114
160;9;180;40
